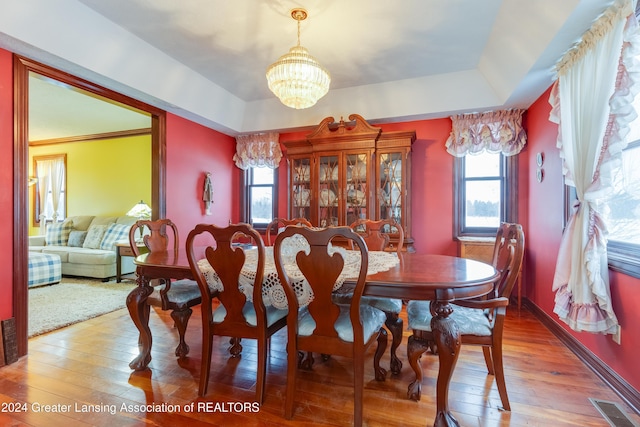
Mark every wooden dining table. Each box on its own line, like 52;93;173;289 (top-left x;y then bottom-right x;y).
358;252;499;427
127;249;498;427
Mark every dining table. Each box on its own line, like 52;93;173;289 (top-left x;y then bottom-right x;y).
127;246;498;427
127;243;400;370
357;252;499;427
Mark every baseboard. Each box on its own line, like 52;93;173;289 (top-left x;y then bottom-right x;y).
0;323;5;367
1;318;18;365
523;298;640;416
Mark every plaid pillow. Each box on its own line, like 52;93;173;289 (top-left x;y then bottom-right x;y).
100;223;131;251
45;221;73;246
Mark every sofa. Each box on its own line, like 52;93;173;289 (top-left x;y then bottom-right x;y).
28;215;138;280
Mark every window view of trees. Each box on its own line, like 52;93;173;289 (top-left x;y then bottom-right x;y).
246;167;275;226
460;152;503;232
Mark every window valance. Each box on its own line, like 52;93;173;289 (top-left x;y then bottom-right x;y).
233;132;282;170
445;109;527;157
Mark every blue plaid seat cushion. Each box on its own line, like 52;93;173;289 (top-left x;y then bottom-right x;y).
28;252;62;287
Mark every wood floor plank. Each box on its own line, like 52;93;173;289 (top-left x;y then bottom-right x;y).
0;300;637;426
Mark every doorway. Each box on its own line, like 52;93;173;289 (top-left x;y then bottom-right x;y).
13;55;167;356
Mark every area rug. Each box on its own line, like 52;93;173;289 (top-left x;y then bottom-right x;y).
29;277;135;337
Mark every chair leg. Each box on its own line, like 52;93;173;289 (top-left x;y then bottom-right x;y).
299;351;314;370
384;311;403;375
199;323;213;397
491;343;510;411
354;348;365;427
285;340;298;419
229;337;243;357
373;328;388;381
406;334;430;401
482;346;495;375
170;307;192;358
255;337;267;404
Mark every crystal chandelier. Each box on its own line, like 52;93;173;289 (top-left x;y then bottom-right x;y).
266;8;330;109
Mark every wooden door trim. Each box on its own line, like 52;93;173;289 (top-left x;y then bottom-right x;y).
13;55;166;355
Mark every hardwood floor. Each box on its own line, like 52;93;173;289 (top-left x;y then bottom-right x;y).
1;301;638;426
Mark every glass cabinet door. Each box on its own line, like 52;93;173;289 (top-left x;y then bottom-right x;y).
291;157;312;221
377;152;404;232
317;155;339;227
345;152;369;226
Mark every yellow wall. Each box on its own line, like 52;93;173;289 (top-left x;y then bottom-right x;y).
28;134;151;235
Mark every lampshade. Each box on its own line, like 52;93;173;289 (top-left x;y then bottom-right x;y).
266;8;330;109
126;200;152;219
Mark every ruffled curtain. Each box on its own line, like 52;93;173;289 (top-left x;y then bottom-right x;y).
233;132;282;170
550;0;640;334
445;109;527;157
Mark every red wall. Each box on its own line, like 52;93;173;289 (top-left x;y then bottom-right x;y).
379;119;457;255
527;87;640;391
165;113;238;246
0;49;13;319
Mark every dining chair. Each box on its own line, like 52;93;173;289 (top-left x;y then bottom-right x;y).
265;217;312;246
129;218;203;358
273;225;387;426
186;222;288;403
405;222;525;410
332;218;405;375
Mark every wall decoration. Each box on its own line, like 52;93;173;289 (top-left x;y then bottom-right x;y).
203;172;213;215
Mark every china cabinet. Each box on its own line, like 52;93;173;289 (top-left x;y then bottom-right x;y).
283;114;416;251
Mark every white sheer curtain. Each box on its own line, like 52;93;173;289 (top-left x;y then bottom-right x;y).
233;132;282;170
49;160;65;222
36;160;52;235
550;0;640;334
445;109;527;157
35;157;66;234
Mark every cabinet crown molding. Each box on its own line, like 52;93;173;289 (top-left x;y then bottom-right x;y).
306;114;381;143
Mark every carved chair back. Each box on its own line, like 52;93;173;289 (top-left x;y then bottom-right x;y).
265;217;312;246
129;218;179;256
489;222;525;300
349;218;404;253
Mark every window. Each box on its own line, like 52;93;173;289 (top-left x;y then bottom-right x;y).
454;151;516;237
563;115;640;278
33;154;67;225
242;167;278;229
603;3;640;277
601;139;640;277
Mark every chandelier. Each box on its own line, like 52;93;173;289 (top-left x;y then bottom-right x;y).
266;8;330;109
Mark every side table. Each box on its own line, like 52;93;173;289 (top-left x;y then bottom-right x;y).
115;242;147;282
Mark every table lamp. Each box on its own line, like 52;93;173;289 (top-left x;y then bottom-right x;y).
126;200;152;241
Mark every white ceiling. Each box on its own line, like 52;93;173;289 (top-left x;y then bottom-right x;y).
1;0;618;139
28;74;151;141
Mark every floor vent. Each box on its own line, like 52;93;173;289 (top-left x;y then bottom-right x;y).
590;398;639;427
